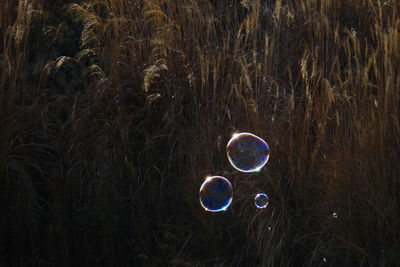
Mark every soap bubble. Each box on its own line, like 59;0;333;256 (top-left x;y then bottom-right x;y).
332;212;338;218
226;132;270;172
254;192;269;209
199;176;233;212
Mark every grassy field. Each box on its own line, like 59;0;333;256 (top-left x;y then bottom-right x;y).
1;0;399;266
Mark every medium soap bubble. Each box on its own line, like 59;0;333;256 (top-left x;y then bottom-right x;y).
226;132;270;172
199;176;233;212
254;192;269;209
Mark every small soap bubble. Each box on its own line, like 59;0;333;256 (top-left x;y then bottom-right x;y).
267;227;271;231
199;176;233;212
332;212;338;218
226;132;270;172
254;192;269;209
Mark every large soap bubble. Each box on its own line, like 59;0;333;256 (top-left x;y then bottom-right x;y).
226;132;270;172
199;176;233;212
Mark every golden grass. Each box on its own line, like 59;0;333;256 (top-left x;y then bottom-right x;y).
1;0;399;265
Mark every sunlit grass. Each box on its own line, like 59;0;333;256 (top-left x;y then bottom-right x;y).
0;0;399;266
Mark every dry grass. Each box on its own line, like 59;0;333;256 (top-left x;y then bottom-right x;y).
1;0;399;266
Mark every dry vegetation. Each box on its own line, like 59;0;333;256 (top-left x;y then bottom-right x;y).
1;0;399;266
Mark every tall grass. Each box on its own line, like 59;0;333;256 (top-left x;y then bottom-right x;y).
1;0;399;266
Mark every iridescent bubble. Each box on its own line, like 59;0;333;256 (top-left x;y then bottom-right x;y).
332;212;338;218
226;132;270;172
199;176;233;212
254;192;269;209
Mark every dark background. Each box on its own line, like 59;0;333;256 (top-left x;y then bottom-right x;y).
1;0;399;266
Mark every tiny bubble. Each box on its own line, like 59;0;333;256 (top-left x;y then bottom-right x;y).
254;193;269;209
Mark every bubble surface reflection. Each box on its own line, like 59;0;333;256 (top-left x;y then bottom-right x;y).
199;176;233;212
226;132;270;172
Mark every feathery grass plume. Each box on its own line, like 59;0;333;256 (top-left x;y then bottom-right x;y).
0;0;399;265
65;3;105;49
1;0;46;93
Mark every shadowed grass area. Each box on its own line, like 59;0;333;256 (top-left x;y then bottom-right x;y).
1;0;399;266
